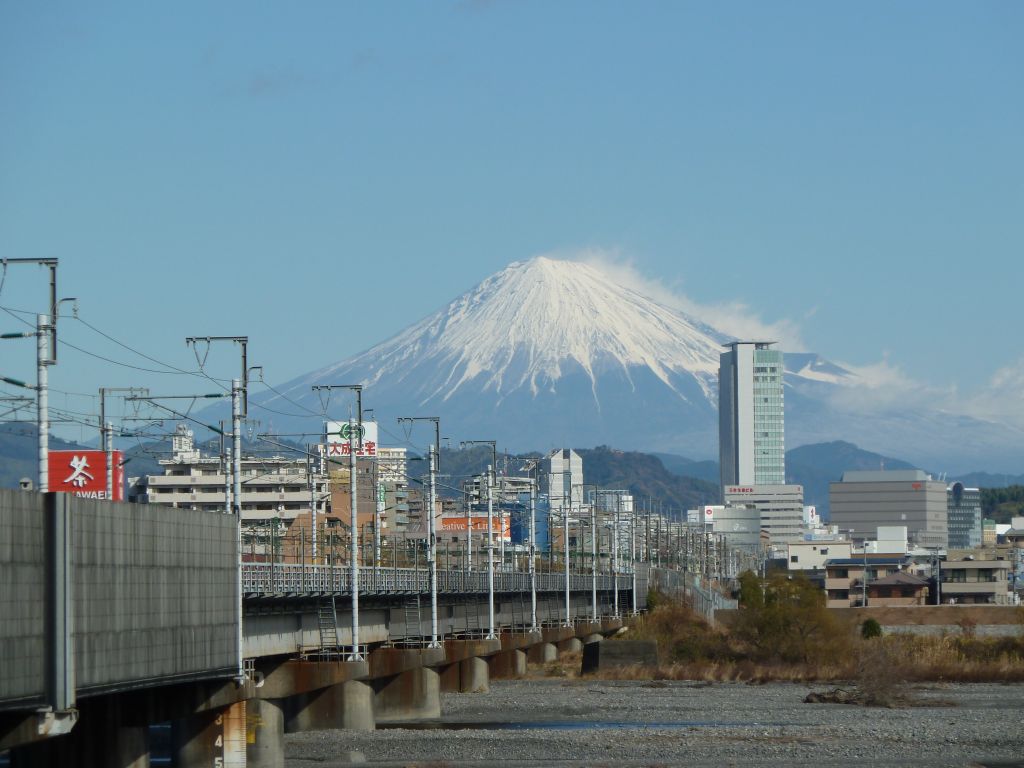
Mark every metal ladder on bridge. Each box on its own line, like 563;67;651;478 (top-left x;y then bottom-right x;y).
403;595;422;643
317;597;341;657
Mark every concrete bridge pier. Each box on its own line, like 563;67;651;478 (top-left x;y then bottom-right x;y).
170;700;246;768
372;668;441;722
439;638;502;693
283;680;375;734
487;648;527;680
369;648;445;723
557;637;584;654
458;657;490;692
527;642;558;664
246;699;285;768
438;656;489;693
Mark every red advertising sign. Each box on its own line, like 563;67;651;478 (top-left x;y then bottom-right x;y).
47;450;124;501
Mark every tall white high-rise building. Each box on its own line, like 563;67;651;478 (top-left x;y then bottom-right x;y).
719;341;786;488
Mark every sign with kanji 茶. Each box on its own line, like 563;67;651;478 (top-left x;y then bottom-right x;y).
47;449;124;500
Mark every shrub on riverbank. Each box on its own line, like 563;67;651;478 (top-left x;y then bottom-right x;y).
607;580;1024;684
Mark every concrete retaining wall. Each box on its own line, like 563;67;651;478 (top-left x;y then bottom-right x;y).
581;639;658;674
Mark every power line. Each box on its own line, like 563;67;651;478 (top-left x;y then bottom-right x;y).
251;376;321;417
75;313;218;378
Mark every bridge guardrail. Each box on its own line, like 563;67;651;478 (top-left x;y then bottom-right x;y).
241;563;627;596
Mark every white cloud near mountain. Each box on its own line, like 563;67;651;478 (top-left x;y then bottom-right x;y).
962;357;1024;429
827;357;952;412
570;249;809;352
562;248;1022;431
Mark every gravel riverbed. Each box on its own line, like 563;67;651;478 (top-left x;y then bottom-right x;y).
285;679;1024;768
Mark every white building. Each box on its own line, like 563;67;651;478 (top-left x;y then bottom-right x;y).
719;341;786;488
864;525;909;554
541;448;584;512
787;540;852;571
702;504;763;552
129;425;328;527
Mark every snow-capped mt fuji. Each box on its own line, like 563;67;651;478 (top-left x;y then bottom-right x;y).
328;257;727;409
252;257;1024;472
259;257;809;454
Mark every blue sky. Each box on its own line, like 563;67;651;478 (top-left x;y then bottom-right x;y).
1;2;1022;442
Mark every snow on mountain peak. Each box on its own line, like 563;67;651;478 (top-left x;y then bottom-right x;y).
316;257;731;407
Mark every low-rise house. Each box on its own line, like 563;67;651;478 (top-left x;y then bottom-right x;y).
824;555;913;608
939;558;1011;605
865;570;930;606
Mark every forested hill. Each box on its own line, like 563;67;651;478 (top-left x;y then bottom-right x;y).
981;486;1024;524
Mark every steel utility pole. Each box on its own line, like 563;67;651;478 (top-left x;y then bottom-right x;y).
591;493;598;621
630;514;638;615
314;384;364;587
613;493;620;619
529;475;538;632
315;384;364;659
461;440;497;639
37;315;51;492
1;260;60;491
307;446;317;562
186;336;249;415
231;379;244;681
3;259;58;360
99;387;147;500
563;485;572;628
2;319;50;491
397;416;441;648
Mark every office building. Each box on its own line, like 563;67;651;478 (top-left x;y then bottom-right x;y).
723;484;805;549
947;481;982;550
718;341;786;488
829;470;948;549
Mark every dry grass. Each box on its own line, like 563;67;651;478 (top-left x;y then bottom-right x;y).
585;591;1024;685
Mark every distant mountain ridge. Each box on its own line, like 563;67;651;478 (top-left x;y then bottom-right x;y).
4;423;1010;523
657;440;924;518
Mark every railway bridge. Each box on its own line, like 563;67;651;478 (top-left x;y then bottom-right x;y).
0;490;646;767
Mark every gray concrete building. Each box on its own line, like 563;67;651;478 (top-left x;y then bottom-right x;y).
704;504;763;552
829;470;948;549
723;484;805;550
719;341;786;488
947;481;982;550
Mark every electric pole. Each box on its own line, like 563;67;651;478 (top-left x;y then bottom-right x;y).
37;315;51;492
99;387;147;500
315;384;364;659
398;416;441;648
462;440;497;639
